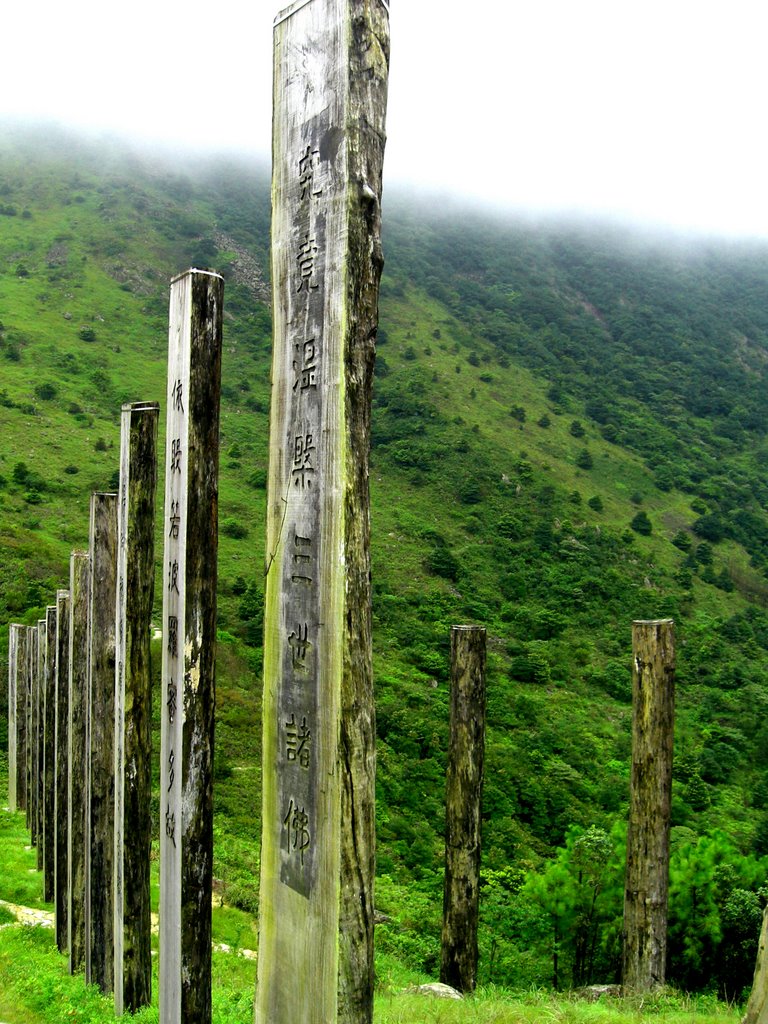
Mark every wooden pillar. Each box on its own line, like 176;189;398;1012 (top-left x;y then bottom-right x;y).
36;618;46;870
441;625;487;994
115;401;158;1016
68;551;90;974
25;625;35;830
87;493;118;994
159;269;222;1024
257;4;389;1023
8;623;25;812
43;604;57;902
743;905;768;1024
622;619;675;992
55;589;71;955
16;624;28;813
28;625;40;843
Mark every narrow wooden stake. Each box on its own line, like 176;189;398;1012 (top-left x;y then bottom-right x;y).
43;604;57;902
114;401;158;1016
36;618;46;871
87;493;118;994
257;4;389;1023
16;625;29;813
69;551;90;975
25;625;35;830
28;625;40;844
7;624;25;812
743;905;768;1024
159;269;223;1024
622;619;675;992
55;589;71;955
440;625;487;993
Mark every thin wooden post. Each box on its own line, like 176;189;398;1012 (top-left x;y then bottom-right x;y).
622;619;675;992
256;4;389;1023
43;604;57;902
8;624;25;811
29;624;40;844
69;551;90;974
16;624;28;813
159;269;222;1024
441;625;487;994
36;618;46;871
25;625;35;829
114;401;158;1015
55;589;71;955
87;493;118;994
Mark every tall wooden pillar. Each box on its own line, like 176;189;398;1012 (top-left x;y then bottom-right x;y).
159;270;223;1024
36;618;46;871
87;493;118;994
55;589;71;955
8;623;26;812
441;625;487;994
257;4;389;1023
43;604;57;902
68;551;90;974
115;401;158;1015
29;625;40;843
25;625;35;830
622;619;675;992
16;624;28;813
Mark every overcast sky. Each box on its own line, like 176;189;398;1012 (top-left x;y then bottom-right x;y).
3;0;768;237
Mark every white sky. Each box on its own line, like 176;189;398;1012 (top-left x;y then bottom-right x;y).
3;0;768;237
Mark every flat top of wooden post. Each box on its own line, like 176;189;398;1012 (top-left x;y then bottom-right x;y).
274;0;389;28
632;619;674;625
170;267;224;285
121;402;160;413
451;625;487;633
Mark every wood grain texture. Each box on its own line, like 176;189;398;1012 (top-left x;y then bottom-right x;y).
43;604;57;903
7;624;22;812
622;619;675;992
257;3;388;1023
55;589;71;955
16;625;28;813
68;551;90;975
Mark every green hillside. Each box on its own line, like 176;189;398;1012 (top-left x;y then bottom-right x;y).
2;124;768;995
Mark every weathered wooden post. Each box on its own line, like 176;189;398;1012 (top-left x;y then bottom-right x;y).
441;625;487;994
114;401;158;1016
25;625;35;828
43;604;57;902
36;618;46;870
622;619;675;992
87;492;118;994
69;551;90;974
256;4;389;1023
28;624;40;843
8;623;27;812
159;269;222;1024
55;588;71;955
743;905;768;1024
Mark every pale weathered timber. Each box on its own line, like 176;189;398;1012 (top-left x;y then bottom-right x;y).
8;624;23;811
29;625;41;844
43;604;57;902
25;626;34;828
114;401;158;1016
55;589;71;955
257;5;389;1024
743;905;768;1024
68;552;90;974
87;493;118;994
16;624;29;813
159;270;222;1024
622;619;675;992
441;625;487;994
35;619;46;869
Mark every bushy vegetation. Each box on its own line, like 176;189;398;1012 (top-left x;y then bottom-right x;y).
2;125;768;1009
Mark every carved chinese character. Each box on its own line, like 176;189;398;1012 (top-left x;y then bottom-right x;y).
296;234;319;292
170;439;182;474
288;623;310;667
165;805;176;849
292;433;316;489
168;559;180;595
171;378;185;413
283;799;311;865
293;338;318;392
167;679;177;724
285;713;311;769
167;749;175;792
168;500;181;539
167;615;178;658
291;532;313;585
298;146;322;202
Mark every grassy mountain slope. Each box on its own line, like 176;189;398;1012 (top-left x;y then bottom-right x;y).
3;125;768;990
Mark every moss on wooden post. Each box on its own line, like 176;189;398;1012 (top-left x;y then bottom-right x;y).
622;619;675;993
8;623;24;812
68;551;90;975
43;604;57;903
257;3;388;1023
87;492;118;994
55;589;71;955
115;402;158;1016
441;625;487;994
25;625;35;834
159;270;223;1024
30;624;42;850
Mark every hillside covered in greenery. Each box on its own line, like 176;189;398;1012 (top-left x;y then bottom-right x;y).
2;124;768;996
